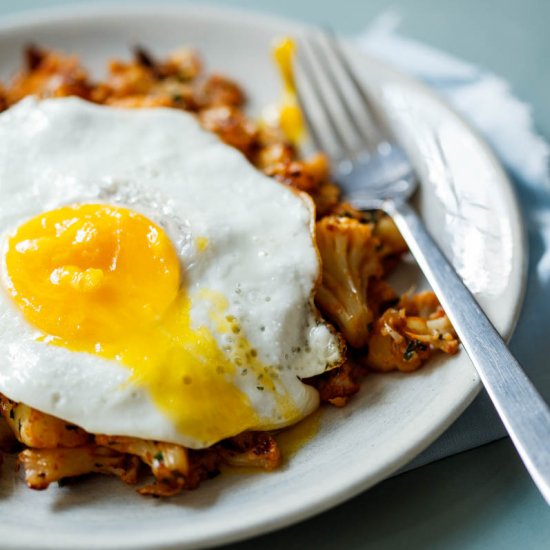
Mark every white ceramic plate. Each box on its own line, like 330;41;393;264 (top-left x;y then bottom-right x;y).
0;4;526;549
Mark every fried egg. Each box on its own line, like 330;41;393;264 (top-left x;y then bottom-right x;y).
0;97;342;449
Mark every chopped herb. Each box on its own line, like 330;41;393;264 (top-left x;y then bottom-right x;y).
256;386;264;391
403;340;417;361
403;339;428;361
153;452;164;462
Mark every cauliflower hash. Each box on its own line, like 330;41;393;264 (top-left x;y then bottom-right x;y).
0;45;458;497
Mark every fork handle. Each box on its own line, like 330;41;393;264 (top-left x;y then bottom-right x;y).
386;198;550;504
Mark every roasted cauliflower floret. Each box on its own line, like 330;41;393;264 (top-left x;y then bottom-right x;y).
0;395;91;448
315;216;383;348
197;74;245;107
95;435;191;497
133;45;202;82
329;204;407;261
198;105;258;156
263;152;329;192
304;360;364;407
254;147;340;218
312;180;341;217
5;45;92;106
98;59;157;98
365;291;459;372
94;69;196;111
398;291;459;354
216;432;281;471
261;152;340;215
17;445;140;490
373;214;408;259
102;94;175;109
91;46;200;110
254;142;294;172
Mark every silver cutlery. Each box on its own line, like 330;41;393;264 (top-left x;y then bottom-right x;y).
295;28;550;504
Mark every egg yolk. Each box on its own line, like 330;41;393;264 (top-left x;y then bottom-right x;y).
5;204;179;343
3;204;298;446
273;37;304;144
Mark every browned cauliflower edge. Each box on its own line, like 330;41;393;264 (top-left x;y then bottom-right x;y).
0;393;284;497
364;291;459;372
315;215;383;348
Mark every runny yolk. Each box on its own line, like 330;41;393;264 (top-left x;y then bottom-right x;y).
2;203;293;447
273;37;305;144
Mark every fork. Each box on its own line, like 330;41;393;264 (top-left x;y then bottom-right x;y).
295;29;550;504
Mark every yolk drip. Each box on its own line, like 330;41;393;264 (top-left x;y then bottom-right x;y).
2;203;283;446
276;407;322;461
273;37;304;144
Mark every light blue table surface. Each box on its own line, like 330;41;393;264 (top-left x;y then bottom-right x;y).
1;1;549;548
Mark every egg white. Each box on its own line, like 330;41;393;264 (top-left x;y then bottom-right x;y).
0;97;342;448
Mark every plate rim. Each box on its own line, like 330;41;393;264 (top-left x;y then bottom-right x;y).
0;3;528;549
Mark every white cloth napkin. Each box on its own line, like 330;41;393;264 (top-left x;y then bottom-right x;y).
356;14;550;468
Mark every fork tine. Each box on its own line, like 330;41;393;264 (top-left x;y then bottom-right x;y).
291;60;325;154
296;29;391;167
310;29;376;150
322;29;390;143
296;33;357;162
